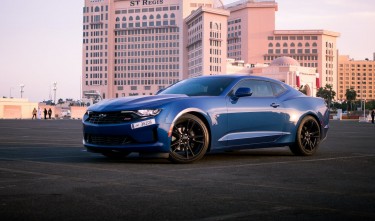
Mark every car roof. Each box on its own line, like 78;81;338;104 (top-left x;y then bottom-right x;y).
196;74;287;85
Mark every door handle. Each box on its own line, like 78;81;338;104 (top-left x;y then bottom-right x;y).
270;103;280;108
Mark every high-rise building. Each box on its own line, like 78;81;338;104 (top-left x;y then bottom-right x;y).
82;0;222;99
82;0;340;100
225;1;339;92
267;30;340;93
226;0;277;63
185;7;229;78
337;55;375;100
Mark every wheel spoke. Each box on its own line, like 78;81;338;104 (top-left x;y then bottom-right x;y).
187;144;196;157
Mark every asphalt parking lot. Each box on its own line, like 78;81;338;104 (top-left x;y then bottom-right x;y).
0;119;375;221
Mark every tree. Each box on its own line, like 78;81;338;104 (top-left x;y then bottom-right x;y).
58;98;64;104
316;84;336;108
345;89;357;111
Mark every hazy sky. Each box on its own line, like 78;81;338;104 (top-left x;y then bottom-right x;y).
0;0;374;102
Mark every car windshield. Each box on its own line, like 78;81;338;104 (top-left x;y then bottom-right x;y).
159;77;235;96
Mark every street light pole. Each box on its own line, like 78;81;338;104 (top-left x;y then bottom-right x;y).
53;82;57;104
9;87;14;98
20;84;25;98
364;99;366;120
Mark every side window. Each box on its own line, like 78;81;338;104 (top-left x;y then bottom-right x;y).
233;80;274;97
271;82;287;96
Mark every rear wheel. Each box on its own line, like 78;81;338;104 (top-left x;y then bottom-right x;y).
169;114;209;163
289;116;321;156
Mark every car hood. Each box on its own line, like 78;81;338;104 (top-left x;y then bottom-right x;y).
88;94;189;112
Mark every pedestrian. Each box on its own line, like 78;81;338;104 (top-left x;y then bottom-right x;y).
48;108;52;119
371;109;375;124
43;108;47;119
32;108;37;119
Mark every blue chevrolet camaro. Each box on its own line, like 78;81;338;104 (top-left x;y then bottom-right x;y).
83;75;329;163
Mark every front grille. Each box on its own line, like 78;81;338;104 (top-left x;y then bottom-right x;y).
85;134;134;146
87;111;139;124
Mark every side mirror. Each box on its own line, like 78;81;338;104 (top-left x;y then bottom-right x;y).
234;87;253;98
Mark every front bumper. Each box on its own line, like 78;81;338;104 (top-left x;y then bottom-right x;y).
82;119;171;153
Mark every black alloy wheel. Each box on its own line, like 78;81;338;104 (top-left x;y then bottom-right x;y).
169;114;209;163
289;116;321;156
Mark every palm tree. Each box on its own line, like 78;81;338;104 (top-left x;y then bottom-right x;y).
316;84;336;108
345;89;357;111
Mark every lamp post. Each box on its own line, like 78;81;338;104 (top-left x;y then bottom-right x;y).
53;82;57;105
9;87;14;98
20;84;25;98
363;99;366;120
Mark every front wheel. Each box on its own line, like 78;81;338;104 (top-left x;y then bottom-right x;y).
289;116;321;156
169;114;209;163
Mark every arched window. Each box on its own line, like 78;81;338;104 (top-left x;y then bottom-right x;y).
156;14;161;19
122;17;126;21
171;13;175;18
95;6;100;12
149;14;154;19
163;14;168;19
305;42;310;47
129;16;133;21
290;42;295;47
136;16;140;20
215;23;219;30
142;15;147;20
298;42;302;47
276;43;280;47
268;43;273;47
283;43;288;47
312;42;317;47
116;17;120;22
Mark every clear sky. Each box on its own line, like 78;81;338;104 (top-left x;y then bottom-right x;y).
0;0;374;102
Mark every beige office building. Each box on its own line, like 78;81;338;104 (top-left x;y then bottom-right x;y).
338;55;375;100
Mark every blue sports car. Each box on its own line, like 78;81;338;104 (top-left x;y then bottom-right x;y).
82;75;329;163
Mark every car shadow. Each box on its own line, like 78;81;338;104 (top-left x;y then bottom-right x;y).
84;147;295;164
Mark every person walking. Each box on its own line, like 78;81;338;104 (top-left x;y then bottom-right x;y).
32;108;37;119
43;108;47;120
371;109;375;124
48;108;52;119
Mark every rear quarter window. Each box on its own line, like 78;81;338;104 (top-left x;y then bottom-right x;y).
271;82;287;96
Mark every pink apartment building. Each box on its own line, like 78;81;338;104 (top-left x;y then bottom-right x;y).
225;0;340;92
82;0;340;100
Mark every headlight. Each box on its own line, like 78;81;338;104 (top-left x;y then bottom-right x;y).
135;109;161;117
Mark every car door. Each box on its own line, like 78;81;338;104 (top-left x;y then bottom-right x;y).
224;79;287;147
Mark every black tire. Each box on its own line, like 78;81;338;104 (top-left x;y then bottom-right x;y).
102;151;130;159
289;116;321;156
169;114;209;163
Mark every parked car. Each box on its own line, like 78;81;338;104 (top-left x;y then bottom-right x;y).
82;75;329;163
